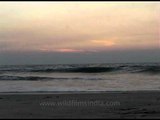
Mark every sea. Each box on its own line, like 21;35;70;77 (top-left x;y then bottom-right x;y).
0;63;160;92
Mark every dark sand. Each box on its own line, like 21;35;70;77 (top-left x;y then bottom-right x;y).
0;91;160;119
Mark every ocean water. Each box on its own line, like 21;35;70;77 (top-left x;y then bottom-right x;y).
0;63;160;92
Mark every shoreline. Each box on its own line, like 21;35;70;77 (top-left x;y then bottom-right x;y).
0;90;160;94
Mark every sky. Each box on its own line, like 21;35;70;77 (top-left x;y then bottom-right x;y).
0;2;160;65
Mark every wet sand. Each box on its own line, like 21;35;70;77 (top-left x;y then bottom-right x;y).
0;91;160;119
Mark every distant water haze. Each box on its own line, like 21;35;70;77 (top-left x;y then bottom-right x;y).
0;48;160;65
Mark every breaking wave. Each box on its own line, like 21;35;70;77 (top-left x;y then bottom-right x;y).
31;67;121;73
0;75;104;81
0;63;160;74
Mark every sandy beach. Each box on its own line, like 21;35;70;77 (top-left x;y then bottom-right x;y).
0;91;160;119
0;1;159;119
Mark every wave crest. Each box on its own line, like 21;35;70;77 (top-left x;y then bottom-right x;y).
0;64;160;74
0;75;104;81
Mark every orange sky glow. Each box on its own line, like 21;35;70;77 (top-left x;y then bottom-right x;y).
0;2;159;53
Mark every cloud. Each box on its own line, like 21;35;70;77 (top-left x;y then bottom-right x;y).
38;47;85;53
91;40;116;47
55;48;84;53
